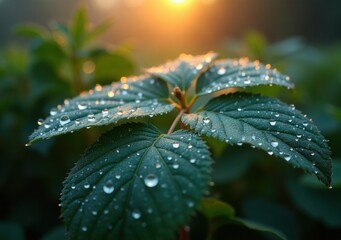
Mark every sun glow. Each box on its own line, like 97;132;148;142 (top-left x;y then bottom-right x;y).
169;0;188;5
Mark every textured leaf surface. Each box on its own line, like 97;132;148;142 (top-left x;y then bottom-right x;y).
196;58;293;96
182;93;331;185
29;76;174;143
147;52;217;91
61;123;212;240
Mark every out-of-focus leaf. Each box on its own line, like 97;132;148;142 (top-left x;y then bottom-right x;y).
213;146;254;184
287;179;341;227
0;222;25;240
147;52;217;91
71;7;87;48
198;198;287;240
242;198;300;240
84;19;113;45
41;226;67;240
92;52;135;81
232;218;287;240
196;58;293;96
183;92;332;186
199;198;235;221
29;75;174;143
243;31;267;59
61;123;212;240
30;40;65;66
330;106;341;123
13;24;47;39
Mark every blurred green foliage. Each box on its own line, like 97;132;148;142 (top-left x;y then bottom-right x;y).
0;8;135;240
1;9;341;240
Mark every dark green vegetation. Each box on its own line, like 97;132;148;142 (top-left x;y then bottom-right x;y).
2;8;341;240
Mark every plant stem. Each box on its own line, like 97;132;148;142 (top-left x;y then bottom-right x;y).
168;109;185;134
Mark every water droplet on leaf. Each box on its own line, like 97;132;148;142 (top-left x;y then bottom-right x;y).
172;142;180;148
271;140;279;147
103;180;114;194
144;174;159;188
59;115;70;126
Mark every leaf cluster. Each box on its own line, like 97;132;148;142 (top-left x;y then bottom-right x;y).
29;52;332;239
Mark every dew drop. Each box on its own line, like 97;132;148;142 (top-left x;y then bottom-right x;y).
102;109;109;117
37;119;44;126
172;163;179;169
244;79;251;84
271;140;279;148
77;103;87;110
59;115;70;126
115;174;121;179
82;227;87;232
190;158;196;164
84;184;90;189
217;67;226;75
88;114;96;122
144;174;159;188
44;123;50;129
283;154;291;161
203;117;210;124
172;142;180;149
50;108;58;116
303;122;308;127
269;120;277;126
92;211;97;216
103;180;114;194
132;210;141;219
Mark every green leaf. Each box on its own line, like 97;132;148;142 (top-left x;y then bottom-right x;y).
71;8;87;48
84;19;113;46
13;23;47;38
147;52;217;91
61;123;212;240
300;160;341;189
199;198;235;220
196;58;293;96
198;198;286;240
29;76;174;143
231;218;287;240
287;179;341;227
182;92;331;186
242;198;300;240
